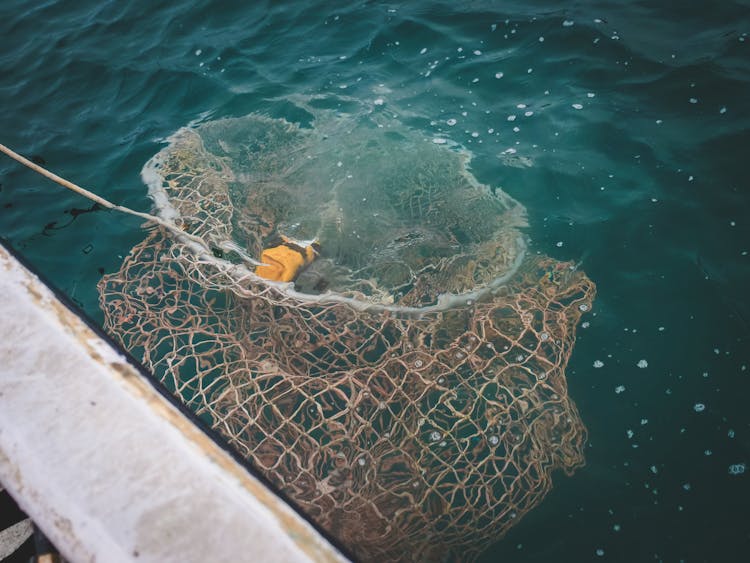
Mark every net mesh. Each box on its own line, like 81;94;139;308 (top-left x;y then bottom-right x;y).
98;105;595;562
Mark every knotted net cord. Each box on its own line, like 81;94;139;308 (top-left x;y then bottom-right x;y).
100;229;593;562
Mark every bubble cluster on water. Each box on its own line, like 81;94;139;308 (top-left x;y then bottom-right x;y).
728;463;746;475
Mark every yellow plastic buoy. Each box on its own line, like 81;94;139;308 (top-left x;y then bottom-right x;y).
255;236;320;282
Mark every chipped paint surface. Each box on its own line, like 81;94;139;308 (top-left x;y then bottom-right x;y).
0;245;348;563
0;518;32;560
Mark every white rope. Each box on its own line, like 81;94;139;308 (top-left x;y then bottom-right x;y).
0;143;210;250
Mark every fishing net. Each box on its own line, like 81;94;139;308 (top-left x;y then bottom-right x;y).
98;98;595;562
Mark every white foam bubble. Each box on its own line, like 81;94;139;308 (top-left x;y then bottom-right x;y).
420;47;427;54
637;359;648;368
495;72;504;79
563;20;575;27
728;463;746;475
693;403;705;413
572;103;583;110
593;360;604;368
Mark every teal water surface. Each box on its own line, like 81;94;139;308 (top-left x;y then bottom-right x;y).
2;1;749;561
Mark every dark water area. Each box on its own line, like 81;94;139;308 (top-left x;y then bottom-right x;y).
2;1;749;561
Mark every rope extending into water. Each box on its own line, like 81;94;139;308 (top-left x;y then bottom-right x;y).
0;143;209;250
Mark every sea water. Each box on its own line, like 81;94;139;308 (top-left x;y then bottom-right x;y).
1;1;749;561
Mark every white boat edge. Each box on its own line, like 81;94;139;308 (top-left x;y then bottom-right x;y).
0;243;349;563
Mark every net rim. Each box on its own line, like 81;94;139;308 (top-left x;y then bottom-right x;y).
141;118;529;315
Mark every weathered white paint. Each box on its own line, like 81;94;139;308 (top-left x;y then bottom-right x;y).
0;518;32;560
0;245;348;563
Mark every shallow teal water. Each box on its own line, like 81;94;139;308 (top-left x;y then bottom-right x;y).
2;1;749;561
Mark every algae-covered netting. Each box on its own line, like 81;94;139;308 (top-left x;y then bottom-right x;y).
99;98;595;562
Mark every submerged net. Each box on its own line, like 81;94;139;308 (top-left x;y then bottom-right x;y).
99;98;595;562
